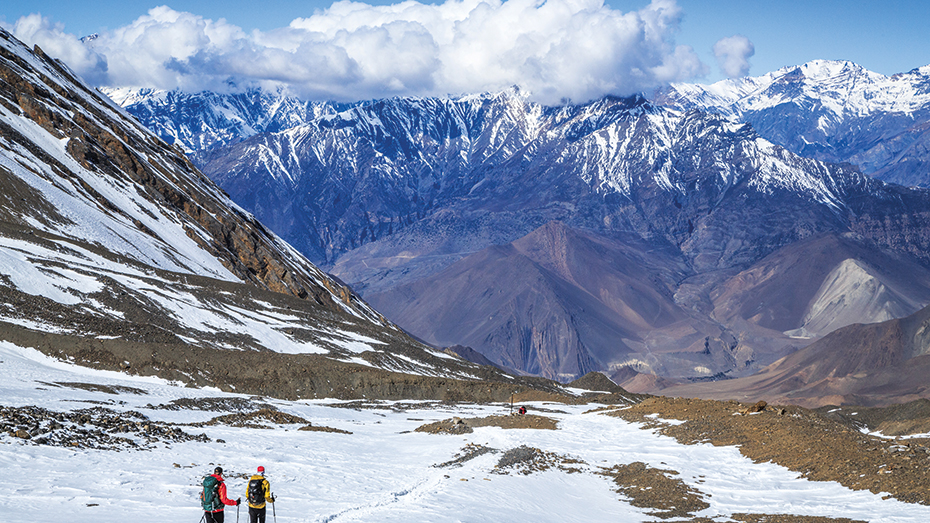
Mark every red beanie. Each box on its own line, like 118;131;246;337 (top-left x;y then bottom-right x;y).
257;466;265;473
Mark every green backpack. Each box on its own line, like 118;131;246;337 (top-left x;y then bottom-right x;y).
201;476;222;511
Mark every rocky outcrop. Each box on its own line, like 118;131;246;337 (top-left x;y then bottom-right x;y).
0;405;209;450
568;372;626;394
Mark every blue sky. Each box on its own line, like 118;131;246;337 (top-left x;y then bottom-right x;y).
3;0;929;102
675;0;930;80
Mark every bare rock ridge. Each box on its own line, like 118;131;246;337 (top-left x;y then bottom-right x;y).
660;302;930;407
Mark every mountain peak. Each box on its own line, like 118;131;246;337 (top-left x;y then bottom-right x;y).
790;59;871;79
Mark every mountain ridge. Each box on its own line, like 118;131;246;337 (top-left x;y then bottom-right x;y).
656;59;930;187
658;301;930;408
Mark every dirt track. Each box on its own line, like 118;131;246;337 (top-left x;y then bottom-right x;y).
604;396;930;506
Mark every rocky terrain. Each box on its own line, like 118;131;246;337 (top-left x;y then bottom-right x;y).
4;339;930;522
0;404;209;450
606;397;930;507
405;390;930;521
10;391;928;521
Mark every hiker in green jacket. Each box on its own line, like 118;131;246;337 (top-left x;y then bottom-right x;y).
245;466;275;523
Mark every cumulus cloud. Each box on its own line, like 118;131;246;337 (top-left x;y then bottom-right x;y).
713;34;754;78
6;0;708;104
5;14;109;85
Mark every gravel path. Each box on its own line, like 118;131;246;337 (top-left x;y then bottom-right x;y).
604;397;930;506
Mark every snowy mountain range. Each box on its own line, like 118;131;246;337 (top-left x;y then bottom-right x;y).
656;59;930;187
103;86;339;153
102;67;930;402
103;59;930;189
0;27;559;400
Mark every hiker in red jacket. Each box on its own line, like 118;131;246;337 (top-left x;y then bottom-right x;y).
201;466;241;523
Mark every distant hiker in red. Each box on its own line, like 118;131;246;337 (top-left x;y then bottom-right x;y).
245;467;274;523
518;406;527;415
201;467;241;523
246;466;275;523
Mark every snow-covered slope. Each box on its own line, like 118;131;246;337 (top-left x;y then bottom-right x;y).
3;340;930;522
658;60;930;187
100;86;338;153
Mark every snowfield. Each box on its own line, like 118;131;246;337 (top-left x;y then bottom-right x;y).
1;340;927;523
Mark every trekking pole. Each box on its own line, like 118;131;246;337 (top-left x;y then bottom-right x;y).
272;493;277;523
199;514;205;523
237;502;240;523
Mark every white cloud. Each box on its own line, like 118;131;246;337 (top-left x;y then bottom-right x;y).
5;14;109;85
713;34;754;78
6;0;708;104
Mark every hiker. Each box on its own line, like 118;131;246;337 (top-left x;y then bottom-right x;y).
246;466;276;523
518;405;527;415
201;466;241;523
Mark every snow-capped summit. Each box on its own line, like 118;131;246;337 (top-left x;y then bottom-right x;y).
663;59;930;117
657;59;930;186
99;86;338;153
